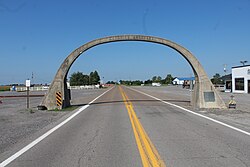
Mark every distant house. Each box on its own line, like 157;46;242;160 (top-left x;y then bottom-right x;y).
172;77;195;85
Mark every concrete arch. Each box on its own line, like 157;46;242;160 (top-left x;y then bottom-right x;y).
39;35;226;110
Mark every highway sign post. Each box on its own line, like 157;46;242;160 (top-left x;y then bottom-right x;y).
26;79;31;109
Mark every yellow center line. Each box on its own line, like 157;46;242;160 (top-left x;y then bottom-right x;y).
119;86;166;167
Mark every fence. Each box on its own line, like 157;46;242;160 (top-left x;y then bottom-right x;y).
14;85;100;92
214;84;225;92
15;86;49;92
69;85;100;90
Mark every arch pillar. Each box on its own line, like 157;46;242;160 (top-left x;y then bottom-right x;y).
38;35;226;110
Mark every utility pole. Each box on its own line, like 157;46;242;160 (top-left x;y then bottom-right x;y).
26;79;31;109
31;72;34;88
31;72;34;82
223;64;227;74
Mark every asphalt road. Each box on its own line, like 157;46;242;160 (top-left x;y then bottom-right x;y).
1;86;250;167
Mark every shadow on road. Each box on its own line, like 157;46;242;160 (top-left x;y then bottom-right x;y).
71;99;191;107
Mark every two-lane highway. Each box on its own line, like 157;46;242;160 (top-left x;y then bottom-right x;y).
1;86;250;167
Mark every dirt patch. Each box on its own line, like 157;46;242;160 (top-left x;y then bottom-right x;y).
0;89;107;158
0;107;67;154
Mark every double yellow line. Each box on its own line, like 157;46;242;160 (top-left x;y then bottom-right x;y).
119;86;166;167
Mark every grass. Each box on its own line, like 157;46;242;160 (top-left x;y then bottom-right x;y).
50;106;79;112
27;108;35;113
0;86;11;91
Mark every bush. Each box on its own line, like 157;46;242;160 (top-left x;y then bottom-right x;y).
0;86;11;91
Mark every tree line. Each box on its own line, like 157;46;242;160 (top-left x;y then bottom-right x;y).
211;73;224;85
107;73;225;86
69;71;100;86
106;74;174;86
70;71;225;87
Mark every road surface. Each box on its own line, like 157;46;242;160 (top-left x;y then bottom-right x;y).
1;85;250;167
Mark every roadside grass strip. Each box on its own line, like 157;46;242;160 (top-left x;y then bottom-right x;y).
119;86;166;167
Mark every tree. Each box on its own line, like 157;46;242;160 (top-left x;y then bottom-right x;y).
70;70;101;86
156;76;162;82
144;79;152;85
107;81;116;84
131;80;143;86
82;75;89;85
152;76;161;82
89;72;94;85
119;80;143;86
152;76;157;82
69;72;85;86
89;70;100;85
119;80;130;85
211;73;223;84
164;74;174;84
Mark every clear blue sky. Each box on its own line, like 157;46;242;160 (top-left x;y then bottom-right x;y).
0;0;250;85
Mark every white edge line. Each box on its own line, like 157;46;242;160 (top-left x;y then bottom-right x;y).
0;86;114;167
127;86;250;137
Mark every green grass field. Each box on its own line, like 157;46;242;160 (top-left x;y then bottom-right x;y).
0;86;11;91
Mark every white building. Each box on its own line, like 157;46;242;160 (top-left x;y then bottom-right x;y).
232;65;250;93
172;77;195;85
172;78;184;85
